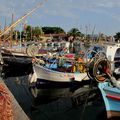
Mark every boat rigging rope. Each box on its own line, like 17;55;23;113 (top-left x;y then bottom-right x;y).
0;82;13;120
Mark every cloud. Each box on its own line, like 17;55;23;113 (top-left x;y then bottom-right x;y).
1;0;120;27
39;0;120;22
1;0;120;18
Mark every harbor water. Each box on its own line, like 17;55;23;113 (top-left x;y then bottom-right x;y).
1;65;108;120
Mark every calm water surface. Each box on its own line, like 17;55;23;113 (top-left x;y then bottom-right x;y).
2;66;107;120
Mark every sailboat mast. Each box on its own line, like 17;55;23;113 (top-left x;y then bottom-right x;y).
0;24;1;46
3;18;7;47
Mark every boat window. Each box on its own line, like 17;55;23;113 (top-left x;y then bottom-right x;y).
115;48;120;58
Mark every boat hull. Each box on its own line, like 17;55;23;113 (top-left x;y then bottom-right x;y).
2;51;32;65
1;52;33;77
99;82;120;119
33;63;89;83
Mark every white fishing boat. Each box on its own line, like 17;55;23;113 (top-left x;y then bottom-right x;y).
33;62;88;83
28;54;89;98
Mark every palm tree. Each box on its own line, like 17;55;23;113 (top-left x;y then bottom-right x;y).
114;32;120;42
67;28;84;41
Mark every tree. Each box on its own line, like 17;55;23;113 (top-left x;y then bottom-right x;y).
114;32;120;42
22;25;43;41
12;30;20;40
42;26;65;34
67;28;84;40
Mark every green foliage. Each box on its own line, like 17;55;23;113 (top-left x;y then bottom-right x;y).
42;26;65;34
33;26;43;37
12;30;20;39
67;28;84;39
23;25;43;41
114;32;120;42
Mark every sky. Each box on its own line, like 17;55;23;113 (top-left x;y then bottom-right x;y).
0;0;120;36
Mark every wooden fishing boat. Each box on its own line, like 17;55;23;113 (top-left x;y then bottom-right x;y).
99;80;120;119
28;54;90;98
1;46;32;64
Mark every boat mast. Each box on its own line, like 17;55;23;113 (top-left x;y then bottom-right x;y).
0;23;1;46
3;18;7;47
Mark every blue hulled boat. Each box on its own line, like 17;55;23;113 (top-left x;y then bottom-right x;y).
86;43;120;119
99;80;120;119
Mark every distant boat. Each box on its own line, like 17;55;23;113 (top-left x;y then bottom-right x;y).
1;45;32;67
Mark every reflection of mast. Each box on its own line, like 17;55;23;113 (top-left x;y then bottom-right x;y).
0;0;47;37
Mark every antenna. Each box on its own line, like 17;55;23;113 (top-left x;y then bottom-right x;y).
91;26;95;43
0;0;47;37
10;13;14;48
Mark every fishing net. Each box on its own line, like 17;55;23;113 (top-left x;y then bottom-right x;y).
0;83;13;120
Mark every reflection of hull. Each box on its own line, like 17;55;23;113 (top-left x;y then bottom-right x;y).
99;82;120;119
36;88;71;104
30;63;89;99
32;85;93;105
